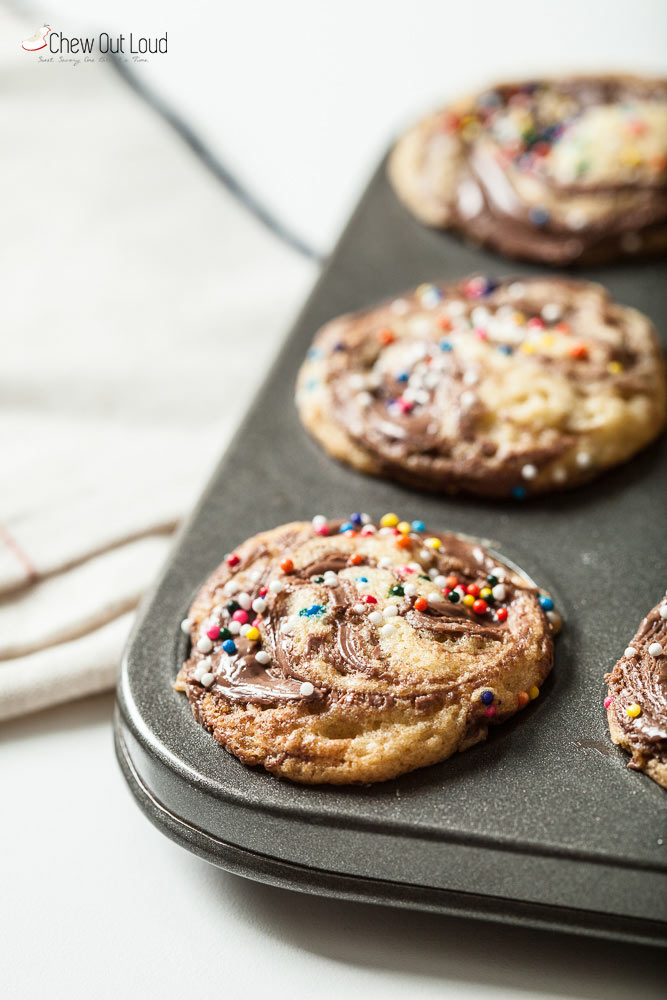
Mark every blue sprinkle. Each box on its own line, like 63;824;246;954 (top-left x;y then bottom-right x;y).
333;342;346;352
307;347;322;360
529;206;550;226
349;512;363;527
396;371;409;382
481;690;494;705
305;378;319;391
539;595;554;611
355;576;368;583
497;344;513;355
411;520;426;532
222;639;237;655
339;522;353;533
512;486;527;500
440;339;453;352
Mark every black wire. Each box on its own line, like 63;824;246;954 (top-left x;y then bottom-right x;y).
110;55;323;263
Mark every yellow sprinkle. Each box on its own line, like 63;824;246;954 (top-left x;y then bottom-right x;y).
462;122;481;140
539;334;554;348
425;537;441;549
397;521;411;534
626;703;642;718
463;594;475;607
529;685;540;700
513;311;526;325
619;146;641;167
245;627;260;641
607;361;623;374
480;587;492;599
380;513;399;528
520;342;536;354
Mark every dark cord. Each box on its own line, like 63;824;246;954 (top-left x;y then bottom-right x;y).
110;55;324;263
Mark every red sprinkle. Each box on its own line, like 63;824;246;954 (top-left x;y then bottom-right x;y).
206;626;220;640
414;597;428;612
484;706;497;718
227;554;240;568
466;584;480;597
280;558;294;573
473;599;488;615
363;595;377;604
496;607;508;622
258;586;268;598
315;525;330;536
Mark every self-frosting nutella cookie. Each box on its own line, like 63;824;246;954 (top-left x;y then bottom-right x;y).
297;275;665;498
605;598;667;789
389;74;667;264
175;514;560;784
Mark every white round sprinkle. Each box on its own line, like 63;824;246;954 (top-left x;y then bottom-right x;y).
491;566;506;580
624;646;637;658
237;592;251;610
353;603;366;614
228;621;241;635
404;583;417;596
380;623;396;638
508;281;525;300
361;513;371;524
576;452;592;468
407;562;423;572
180;618;192;635
357;392;373;408
660;605;667;619
379;557;393;569
492;584;506;601
312;515;326;527
541;303;562;323
428;567;439;580
462;369;479;386
199;657;212;670
252;598;267;614
196;636;213;653
649;642;664;657
552;466;567;483
420;549;432;562
369;611;384;626
223;580;240;595
240;624;251;637
547;611;559;626
391;297;410;315
384;605;399;618
355;580;368;591
269;579;284;594
324;577;339;587
460;390;476;408
201;672;214;687
429;592;446;604
433;575;447;588
521;464;538;480
300;681;315;697
193;663;206;682
255;650;271;665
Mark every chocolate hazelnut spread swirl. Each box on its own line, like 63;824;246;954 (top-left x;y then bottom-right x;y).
297;276;666;498
175;517;560;783
388;74;667;264
605;599;667;782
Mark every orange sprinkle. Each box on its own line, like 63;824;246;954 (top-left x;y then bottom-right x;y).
437;316;452;331
396;535;412;549
414;597;428;612
554;322;571;335
378;328;396;346
569;342;588;360
517;691;530;709
348;553;364;566
280;558;294;573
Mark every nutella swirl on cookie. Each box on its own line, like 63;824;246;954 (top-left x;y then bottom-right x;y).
605;598;667;789
389;74;667;264
297;275;666;498
176;515;559;784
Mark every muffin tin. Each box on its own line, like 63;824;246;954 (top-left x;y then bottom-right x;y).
114;158;667;946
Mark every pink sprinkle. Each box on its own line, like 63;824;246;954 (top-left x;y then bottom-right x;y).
232;610;248;624
398;566;415;575
527;317;545;330
474;327;487;340
360;526;375;536
485;706;496;718
604;695;612;709
252;616;261;628
227;553;240;567
315;525;329;536
206;626;220;640
398;397;413;413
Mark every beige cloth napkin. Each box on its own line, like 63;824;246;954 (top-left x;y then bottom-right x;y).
0;8;315;720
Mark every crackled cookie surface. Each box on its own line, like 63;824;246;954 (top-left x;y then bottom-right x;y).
296;275;665;498
605;598;667;789
389;74;667;264
175;515;560;784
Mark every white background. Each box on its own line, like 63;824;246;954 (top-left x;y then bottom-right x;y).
3;2;666;997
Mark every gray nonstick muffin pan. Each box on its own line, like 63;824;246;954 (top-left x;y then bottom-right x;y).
115;158;667;947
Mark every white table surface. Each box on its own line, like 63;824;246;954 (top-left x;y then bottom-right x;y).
4;2;666;996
